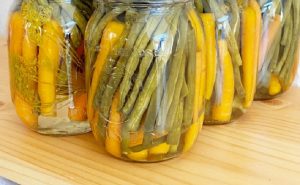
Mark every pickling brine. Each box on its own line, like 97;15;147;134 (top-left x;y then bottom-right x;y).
8;0;95;135
85;0;205;162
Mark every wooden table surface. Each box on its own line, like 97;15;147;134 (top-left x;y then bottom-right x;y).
1;39;300;185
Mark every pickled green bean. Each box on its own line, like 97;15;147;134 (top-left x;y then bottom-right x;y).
85;8;125;89
96;11;136;120
122;13;176;117
156;15;188;133
183;24;196;128
97;11;150;120
119;14;164;109
125;17;179;132
164;53;186;133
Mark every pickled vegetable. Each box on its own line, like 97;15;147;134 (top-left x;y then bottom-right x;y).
87;1;205;162
255;0;300;99
8;0;95;135
241;0;261;108
201;0;261;124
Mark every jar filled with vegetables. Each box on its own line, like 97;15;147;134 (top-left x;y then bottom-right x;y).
85;0;205;162
195;0;261;124
8;0;95;135
255;0;300;100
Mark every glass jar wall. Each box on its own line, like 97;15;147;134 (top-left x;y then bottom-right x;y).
8;0;94;135
255;0;300;100
195;0;261;124
85;0;205;162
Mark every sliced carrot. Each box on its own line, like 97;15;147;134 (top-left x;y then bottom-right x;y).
22;32;37;64
188;9;206;122
212;40;235;122
183;113;204;152
269;74;282;95
68;93;88;121
9;12;25;57
15;91;38;129
127;150;148;161
241;4;260;108
22;25;38;95
38;20;63;116
201;13;217;100
105;92;122;158
149;143;170;155
87;21;125;122
8;11;25;101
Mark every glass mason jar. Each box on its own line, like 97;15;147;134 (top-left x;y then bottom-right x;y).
85;0;205;162
195;0;261;124
8;0;95;135
255;0;300;100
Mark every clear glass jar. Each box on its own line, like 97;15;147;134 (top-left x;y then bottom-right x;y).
255;0;300;100
197;0;262;124
8;0;95;135
85;0;205;162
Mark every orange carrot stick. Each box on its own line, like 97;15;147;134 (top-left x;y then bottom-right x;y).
87;21;125;122
105;91;122;158
9;12;25;100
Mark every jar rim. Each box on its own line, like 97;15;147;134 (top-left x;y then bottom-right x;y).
103;0;191;6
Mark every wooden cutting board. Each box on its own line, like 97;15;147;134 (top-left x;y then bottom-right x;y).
1;38;300;185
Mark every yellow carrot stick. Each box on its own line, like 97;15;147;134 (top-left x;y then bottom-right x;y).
258;15;281;71
127;150;148;161
192;52;202;123
183;113;204;152
149;143;170;155
15;24;39;128
23;26;38;92
22;32;38;65
185;9;205;152
15;91;38;129
38;20;63;116
87;21;125;122
188;9;206;122
201;13;217;100
8;11;25;100
9;12;25;57
212;40;235;122
106;91;122;158
269;74;282;96
249;0;262;47
241;5;259;108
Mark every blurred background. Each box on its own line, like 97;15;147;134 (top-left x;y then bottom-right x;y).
0;0;299;85
0;0;13;36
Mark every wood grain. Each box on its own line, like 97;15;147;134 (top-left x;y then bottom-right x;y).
1;38;300;185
